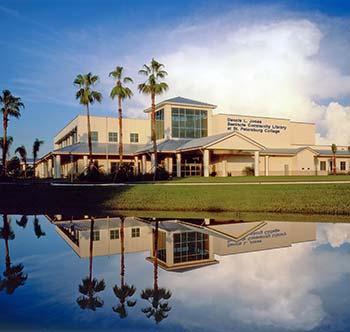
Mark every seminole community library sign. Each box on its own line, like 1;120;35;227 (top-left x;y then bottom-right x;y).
227;117;288;134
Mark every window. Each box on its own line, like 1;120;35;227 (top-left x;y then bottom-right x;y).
92;230;100;241
91;131;98;142
109;132;118;142
110;229;119;240
171;108;208;138
156;109;164;139
340;161;346;171
130;133;139;143
320;161;326;171
131;227;140;238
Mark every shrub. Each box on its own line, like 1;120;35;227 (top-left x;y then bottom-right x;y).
243;166;254;176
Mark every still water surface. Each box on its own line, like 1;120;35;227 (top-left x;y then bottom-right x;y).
1;214;350;331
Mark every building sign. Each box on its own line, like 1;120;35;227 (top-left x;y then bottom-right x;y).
227;117;288;134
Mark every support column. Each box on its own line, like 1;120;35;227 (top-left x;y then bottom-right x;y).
203;149;209;177
43;161;48;178
134;156;139;175
265;155;269;176
168;157;173;176
142;155;147;175
48;158;53;178
54;155;61;179
176;153;181;177
151;153;156;174
222;160;227;177
254;151;260;177
83;155;88;175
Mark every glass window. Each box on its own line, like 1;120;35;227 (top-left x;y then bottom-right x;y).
340;161;346;171
155;109;164;140
320;161;326;171
91;131;98;142
110;229;119;240
109;132;118;142
92;230;100;241
131;227;140;238
130;133;139;143
171;108;208;138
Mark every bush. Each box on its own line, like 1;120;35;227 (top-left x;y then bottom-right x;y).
112;163;135;182
243;166;254;176
210;171;217;177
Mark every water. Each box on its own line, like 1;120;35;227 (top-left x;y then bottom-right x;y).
1;214;350;332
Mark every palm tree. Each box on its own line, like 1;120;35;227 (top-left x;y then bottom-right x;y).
16;215;28;229
77;217;106;311
33;216;45;238
32;138;44;178
0;136;13;172
15;145;27;178
112;217;137;318
0;214;28;294
74;73;102;170
0;90;24;177
331;143;337;175
109;67;133;166
138;59;168;180
141;220;172;324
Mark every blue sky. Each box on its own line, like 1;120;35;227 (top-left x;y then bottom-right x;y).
0;0;350;156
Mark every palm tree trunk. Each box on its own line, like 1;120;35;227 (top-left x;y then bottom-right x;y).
333;154;336;175
5;238;10;273
89;218;95;284
120;217;125;288
118;97;123;165
151;93;157;181
24;160;27;178
153;221;159;293
86;104;93;169
2;111;7;177
33;157;36;179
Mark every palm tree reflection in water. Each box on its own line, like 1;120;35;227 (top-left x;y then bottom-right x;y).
112;217;137;319
77;217;106;311
141;220;172;324
0;214;28;294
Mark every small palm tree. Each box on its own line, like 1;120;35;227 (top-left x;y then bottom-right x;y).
0;214;28;294
16;215;28;229
141;221;172;324
112;217;137;319
74;73;102;170
0;90;24;177
15;145;27;178
33;216;45;238
32;138;44;178
109;67;133;166
0;136;13;166
77;218;106;311
331;143;337;175
138;59;168;181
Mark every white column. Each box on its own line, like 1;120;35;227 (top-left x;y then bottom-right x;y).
265;155;269;176
83;155;88;175
176;153;181;177
254;151;260;177
203;149;209;177
151;153;156;174
142;155;147;175
54;155;61;179
44;161;48;178
168;157;173;176
48;158;53;177
134;156;139;175
222;160;227;177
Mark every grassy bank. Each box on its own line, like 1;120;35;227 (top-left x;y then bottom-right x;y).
1;182;350;215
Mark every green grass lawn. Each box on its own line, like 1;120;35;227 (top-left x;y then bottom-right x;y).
159;175;350;183
1;182;350;216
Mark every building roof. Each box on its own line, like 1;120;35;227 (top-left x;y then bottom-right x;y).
135;139;190;154
314;149;350;156
144;96;217;112
53;142;143;156
178;132;231;151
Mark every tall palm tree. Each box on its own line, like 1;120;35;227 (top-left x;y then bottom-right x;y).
112;217;137;318
138;59;168;180
15;145;27;178
109;67;133;166
32;138;44;178
331;143;337;175
0;136;13;171
141;220;172;324
33;216;46;238
77;217;106;311
0;214;28;294
0;90;24;177
74;73;102;170
16;215;28;229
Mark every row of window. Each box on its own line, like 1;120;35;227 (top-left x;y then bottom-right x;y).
92;227;141;241
90;131;139;143
320;161;348;171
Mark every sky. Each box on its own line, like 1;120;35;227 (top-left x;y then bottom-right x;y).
0;0;349;156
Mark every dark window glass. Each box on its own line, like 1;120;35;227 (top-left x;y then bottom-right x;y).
109;132;118;142
155;109;164;139
130;133;139;143
91;131;98;142
171;108;208;138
